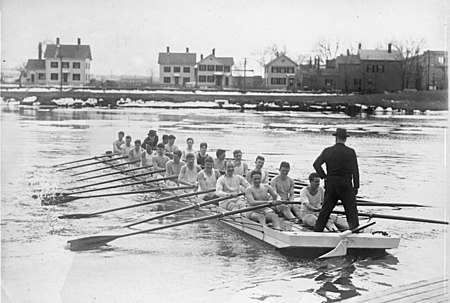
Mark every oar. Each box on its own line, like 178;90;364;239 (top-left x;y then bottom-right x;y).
66;169;166;191
57;155;128;171
332;210;449;225
67;201;286;250
59;189;215;219
53;185;195;205
69;160;140;177
124;193;245;228
51;153;117;167
77;165;151;181
42;175;177;199
318;221;377;259
354;199;429;208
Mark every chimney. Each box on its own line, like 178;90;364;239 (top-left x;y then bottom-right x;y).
38;43;42;60
200;54;203;60
56;37;60;45
347;49;350;56
317;56;320;69
186;47;189;53
77;38;81;45
212;48;215;56
166;46;170;53
358;43;361;50
388;43;392;53
309;57;312;68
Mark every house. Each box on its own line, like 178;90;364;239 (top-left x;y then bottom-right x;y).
264;54;299;91
24;38;92;86
418;50;447;90
335;52;362;93
358;43;402;93
300;57;338;91
196;49;234;88
158;47;196;87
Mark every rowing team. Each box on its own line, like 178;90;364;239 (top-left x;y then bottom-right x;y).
112;130;348;232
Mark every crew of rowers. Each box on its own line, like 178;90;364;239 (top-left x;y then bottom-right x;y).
113;130;344;232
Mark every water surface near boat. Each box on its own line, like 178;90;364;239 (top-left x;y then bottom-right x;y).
1;106;447;302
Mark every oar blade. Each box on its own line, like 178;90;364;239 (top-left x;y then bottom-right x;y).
67;235;120;251
58;213;99;219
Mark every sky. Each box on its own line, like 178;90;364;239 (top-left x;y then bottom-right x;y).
1;0;448;78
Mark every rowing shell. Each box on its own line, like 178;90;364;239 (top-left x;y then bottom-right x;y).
94;157;401;257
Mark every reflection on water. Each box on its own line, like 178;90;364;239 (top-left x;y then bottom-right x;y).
1;105;447;302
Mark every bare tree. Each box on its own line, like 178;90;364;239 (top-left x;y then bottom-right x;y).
253;44;287;68
391;37;426;90
312;38;341;64
15;62;27;88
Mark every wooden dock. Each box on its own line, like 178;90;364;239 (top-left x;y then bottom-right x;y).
341;277;448;303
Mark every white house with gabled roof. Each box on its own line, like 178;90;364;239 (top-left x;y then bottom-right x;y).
264;54;299;90
158;47;197;86
196;49;234;88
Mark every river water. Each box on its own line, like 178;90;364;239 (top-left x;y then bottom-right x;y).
1;105;448;303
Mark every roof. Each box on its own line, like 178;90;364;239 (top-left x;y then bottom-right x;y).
265;54;298;67
158;53;197;65
44;44;92;60
359;49;401;61
26;59;45;70
336;54;361;65
197;54;234;66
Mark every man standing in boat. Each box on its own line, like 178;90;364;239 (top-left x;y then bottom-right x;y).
270;161;301;222
246;155;269;184
245;170;282;230
313;128;360;231
216;160;248;211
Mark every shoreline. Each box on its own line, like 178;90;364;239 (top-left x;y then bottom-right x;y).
1;88;447;113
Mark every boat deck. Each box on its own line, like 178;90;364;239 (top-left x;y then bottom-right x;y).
341;277;449;303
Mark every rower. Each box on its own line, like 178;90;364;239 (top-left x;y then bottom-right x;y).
120;135;133;157
164;134;178;159
196;142;209;168
178;153;201;187
181;137;197;164
197;156;221;201
270;161;301;222
113;131;125;154
245;170;282;230
165;150;184;186
152;143;170;174
128;140;144;167
141;144;154;168
246;155;269;184
233;149;248;177
213;149;226;172
215;160;248;211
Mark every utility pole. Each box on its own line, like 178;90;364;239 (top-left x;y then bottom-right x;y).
234;57;254;92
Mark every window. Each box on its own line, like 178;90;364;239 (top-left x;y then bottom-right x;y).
199;65;206;71
174;67;181;73
271;78;286;85
225;77;229;86
183;67;190;73
51;73;59;80
199;76;206;82
376;65;384;73
183;77;190;83
366;65;375;73
38;73;45;80
354;79;362;85
325;79;333;86
224;66;230;72
51;61;58;68
164;66;171;73
62;62;69;68
437;56;444;64
73;74;81;81
207;65;214;71
73;62;81;69
288;67;295;73
367;79;373;85
164;77;171;83
207;76;214;83
215;65;223;71
281;66;286;73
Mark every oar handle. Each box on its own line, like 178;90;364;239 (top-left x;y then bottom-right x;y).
125;191;241;227
332;210;449;225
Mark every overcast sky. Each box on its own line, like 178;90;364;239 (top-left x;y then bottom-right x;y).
1;0;448;77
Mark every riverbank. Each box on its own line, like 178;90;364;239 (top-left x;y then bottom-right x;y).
1;87;447;113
